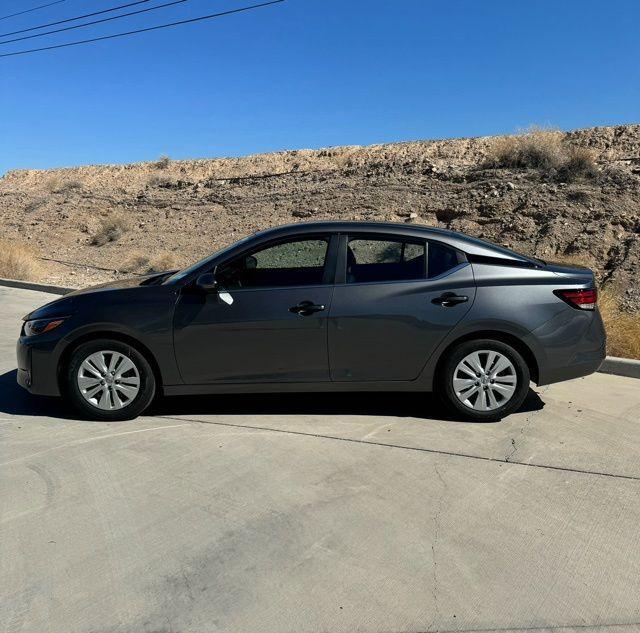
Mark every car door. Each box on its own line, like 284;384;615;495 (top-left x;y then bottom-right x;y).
328;234;476;382
173;235;336;384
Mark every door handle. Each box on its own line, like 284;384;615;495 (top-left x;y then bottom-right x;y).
289;301;326;316
432;293;468;307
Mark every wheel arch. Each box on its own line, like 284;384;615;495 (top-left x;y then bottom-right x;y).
433;330;540;385
57;331;164;396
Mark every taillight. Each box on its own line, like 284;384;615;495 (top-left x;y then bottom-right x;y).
554;288;597;310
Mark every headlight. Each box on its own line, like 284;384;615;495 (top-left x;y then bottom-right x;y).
23;318;65;337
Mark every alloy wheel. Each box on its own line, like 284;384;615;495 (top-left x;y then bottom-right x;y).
453;350;517;411
77;350;140;410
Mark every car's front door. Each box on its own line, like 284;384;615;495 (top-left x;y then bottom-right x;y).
173;235;336;384
328;235;476;381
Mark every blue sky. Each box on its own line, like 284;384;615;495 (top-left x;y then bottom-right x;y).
1;0;639;174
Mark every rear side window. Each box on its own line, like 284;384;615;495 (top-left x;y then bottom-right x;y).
427;241;464;278
346;238;426;283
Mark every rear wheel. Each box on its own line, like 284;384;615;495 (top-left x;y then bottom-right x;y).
439;339;530;421
66;339;156;420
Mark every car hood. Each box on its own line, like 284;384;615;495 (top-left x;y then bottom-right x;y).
23;273;165;321
64;274;155;297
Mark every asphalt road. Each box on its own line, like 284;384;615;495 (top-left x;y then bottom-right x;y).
1;285;639;633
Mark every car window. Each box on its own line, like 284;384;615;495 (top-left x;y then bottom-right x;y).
216;238;329;289
346;238;426;283
427;241;464;278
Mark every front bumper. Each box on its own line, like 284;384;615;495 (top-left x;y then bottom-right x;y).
16;336;62;397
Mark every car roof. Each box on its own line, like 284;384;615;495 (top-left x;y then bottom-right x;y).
254;221;537;264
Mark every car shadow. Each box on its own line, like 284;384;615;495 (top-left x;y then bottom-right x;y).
150;388;544;422
0;369;77;419
0;368;544;423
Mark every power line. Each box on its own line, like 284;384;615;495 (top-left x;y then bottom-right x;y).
0;0;285;58
0;1;67;23
0;0;152;39
0;0;191;45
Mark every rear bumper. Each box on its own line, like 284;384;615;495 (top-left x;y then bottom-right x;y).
537;344;606;385
527;308;607;386
16;336;62;397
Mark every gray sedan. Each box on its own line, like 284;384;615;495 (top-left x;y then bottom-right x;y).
17;221;605;421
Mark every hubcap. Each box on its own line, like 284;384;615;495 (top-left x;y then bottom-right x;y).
77;350;140;410
453;350;517;411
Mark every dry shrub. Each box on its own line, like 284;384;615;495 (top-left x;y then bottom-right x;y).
24;198;47;213
46;177;83;194
45;177;62;193
0;239;41;281
120;251;178;274
485;127;597;182
557;146;598;182
154;155;171;169
56;179;83;194
119;252;150;273
487;128;565;170
599;291;640;360
91;212;130;246
148;252;179;272
146;174;172;188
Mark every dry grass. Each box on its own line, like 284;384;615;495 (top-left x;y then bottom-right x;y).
119;250;179;274
599;291;640;360
0;239;41;281
485;127;598;182
551;252;639;359
90;212;130;246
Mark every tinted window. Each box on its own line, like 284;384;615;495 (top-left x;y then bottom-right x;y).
217;238;329;289
346;238;426;283
428;241;464;278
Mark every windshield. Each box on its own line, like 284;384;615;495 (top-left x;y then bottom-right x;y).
163;233;257;284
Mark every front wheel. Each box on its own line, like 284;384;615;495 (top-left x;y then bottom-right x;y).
66;339;156;421
438;339;530;422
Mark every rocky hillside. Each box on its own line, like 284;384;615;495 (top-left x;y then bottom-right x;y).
1;125;639;308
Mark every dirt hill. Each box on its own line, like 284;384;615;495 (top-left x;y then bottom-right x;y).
1;124;639;309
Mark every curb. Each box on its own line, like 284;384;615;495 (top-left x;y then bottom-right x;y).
598;356;640;380
1;277;639;380
0;277;74;295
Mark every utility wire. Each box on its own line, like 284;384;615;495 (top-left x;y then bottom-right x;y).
0;0;191;45
0;0;285;58
0;0;152;39
0;1;66;23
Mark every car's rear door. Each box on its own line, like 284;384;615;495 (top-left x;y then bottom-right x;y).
173;234;337;384
328;234;475;382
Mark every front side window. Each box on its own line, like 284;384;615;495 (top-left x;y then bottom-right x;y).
216;238;329;289
346;238;426;283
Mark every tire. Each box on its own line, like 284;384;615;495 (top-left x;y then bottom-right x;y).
65;339;156;421
438;338;530;422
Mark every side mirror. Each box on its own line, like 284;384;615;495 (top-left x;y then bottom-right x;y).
195;272;218;292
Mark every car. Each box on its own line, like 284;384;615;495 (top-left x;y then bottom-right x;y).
17;221;606;422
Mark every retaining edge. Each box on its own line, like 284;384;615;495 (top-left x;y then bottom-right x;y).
598;356;640;380
0;277;74;295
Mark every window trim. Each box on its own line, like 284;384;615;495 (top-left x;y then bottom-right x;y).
211;233;339;292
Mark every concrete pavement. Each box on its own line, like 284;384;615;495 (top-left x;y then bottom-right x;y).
1;286;639;633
